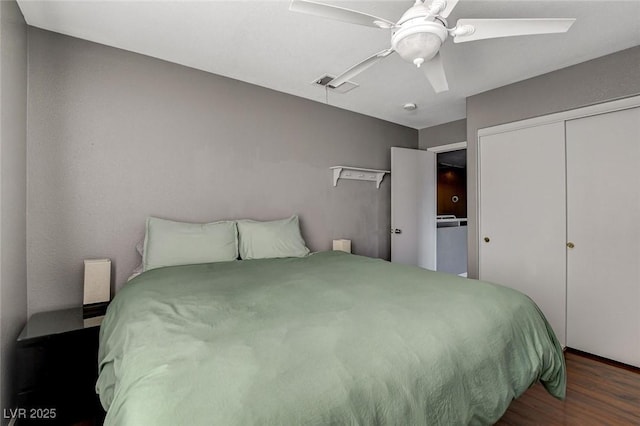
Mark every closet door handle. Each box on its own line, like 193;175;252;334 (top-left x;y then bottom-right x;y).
483;237;490;243
567;242;575;249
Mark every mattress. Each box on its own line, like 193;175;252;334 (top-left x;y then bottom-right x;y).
97;251;565;425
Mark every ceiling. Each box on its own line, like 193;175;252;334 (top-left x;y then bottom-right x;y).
17;1;640;129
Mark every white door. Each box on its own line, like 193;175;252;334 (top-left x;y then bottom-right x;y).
478;122;567;345
391;147;436;270
566;107;640;367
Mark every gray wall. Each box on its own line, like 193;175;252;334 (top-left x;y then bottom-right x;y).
418;119;466;149
466;46;640;278
0;0;27;419
27;28;417;315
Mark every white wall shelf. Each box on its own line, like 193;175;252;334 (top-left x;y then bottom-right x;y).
330;166;390;189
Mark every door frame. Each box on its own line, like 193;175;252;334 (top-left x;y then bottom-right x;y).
477;95;640;138
390;142;468;269
427;141;467;154
427;140;468;220
427;141;468;273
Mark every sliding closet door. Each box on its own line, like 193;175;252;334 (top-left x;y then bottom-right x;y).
479;122;567;345
566;107;640;367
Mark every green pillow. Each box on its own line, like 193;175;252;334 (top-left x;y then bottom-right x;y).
237;216;310;260
143;217;238;271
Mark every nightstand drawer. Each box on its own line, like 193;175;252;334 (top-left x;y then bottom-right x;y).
16;388;99;425
16;308;105;425
16;345;46;393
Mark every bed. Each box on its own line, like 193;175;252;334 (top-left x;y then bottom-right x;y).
97;251;565;425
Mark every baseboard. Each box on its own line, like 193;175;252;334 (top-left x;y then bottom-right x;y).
565;347;640;373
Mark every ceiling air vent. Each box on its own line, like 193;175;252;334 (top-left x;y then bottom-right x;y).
312;75;359;94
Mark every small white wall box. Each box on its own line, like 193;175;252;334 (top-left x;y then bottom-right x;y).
333;239;352;253
83;259;111;318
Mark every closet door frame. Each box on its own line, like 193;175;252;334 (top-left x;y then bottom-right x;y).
476;95;640;349
477;96;640;140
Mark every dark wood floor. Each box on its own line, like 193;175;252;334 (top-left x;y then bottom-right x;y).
497;350;640;425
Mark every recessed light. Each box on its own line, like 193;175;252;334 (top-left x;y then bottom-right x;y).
403;103;418;111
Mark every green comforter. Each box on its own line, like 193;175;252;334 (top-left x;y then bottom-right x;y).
97;251;565;425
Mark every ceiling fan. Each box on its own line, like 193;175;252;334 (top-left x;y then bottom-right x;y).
289;0;576;93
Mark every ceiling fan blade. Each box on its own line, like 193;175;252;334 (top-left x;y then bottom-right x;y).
423;52;449;93
440;0;459;19
329;48;395;88
289;0;395;29
453;18;576;43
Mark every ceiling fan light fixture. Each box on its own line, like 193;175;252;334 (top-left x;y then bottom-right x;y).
289;0;576;95
391;22;448;67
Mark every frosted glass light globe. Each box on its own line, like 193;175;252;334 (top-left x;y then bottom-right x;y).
395;32;442;65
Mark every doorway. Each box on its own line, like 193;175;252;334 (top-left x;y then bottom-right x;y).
435;148;468;276
390;143;467;274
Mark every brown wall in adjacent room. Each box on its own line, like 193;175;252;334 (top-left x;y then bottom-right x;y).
437;167;467;219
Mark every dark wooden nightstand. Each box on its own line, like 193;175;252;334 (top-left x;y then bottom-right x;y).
15;308;105;425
